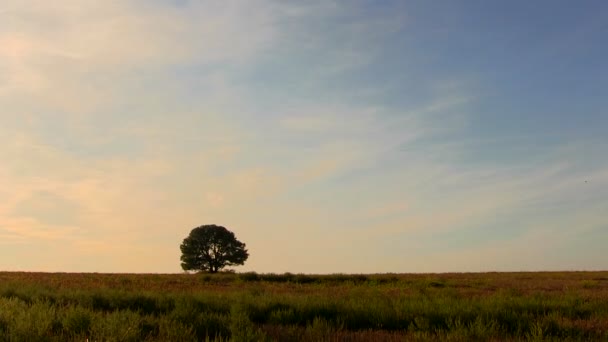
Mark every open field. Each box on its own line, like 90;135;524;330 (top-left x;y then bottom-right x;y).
0;271;607;341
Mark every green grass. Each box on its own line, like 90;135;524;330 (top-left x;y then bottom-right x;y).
0;271;606;341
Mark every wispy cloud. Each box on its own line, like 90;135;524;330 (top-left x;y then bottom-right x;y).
1;1;606;272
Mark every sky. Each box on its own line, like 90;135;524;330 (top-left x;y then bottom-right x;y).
1;0;607;273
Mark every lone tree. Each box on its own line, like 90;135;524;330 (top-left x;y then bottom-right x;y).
180;224;249;273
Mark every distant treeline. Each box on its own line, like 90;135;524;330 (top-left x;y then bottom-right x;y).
215;272;392;284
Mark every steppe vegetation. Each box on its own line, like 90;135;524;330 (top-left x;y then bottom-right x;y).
0;271;607;341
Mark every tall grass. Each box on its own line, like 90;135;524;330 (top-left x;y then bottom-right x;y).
0;271;606;340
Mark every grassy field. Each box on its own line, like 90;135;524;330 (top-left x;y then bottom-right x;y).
0;271;607;341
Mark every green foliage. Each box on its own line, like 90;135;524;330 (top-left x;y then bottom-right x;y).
0;271;607;340
236;272;371;284
304;317;339;341
170;297;230;340
238;272;261;282
180;224;249;273
89;310;142;341
581;279;600;289
62;306;92;336
0;298;58;341
229;303;268;342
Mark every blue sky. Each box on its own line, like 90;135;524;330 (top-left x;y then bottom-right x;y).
0;0;607;273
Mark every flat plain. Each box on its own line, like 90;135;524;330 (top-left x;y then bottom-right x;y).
0;271;607;341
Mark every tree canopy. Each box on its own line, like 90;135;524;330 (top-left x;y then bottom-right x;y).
180;224;249;273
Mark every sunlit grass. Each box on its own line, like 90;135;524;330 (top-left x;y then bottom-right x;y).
0;271;606;340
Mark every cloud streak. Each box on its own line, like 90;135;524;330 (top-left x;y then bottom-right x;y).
1;1;606;273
